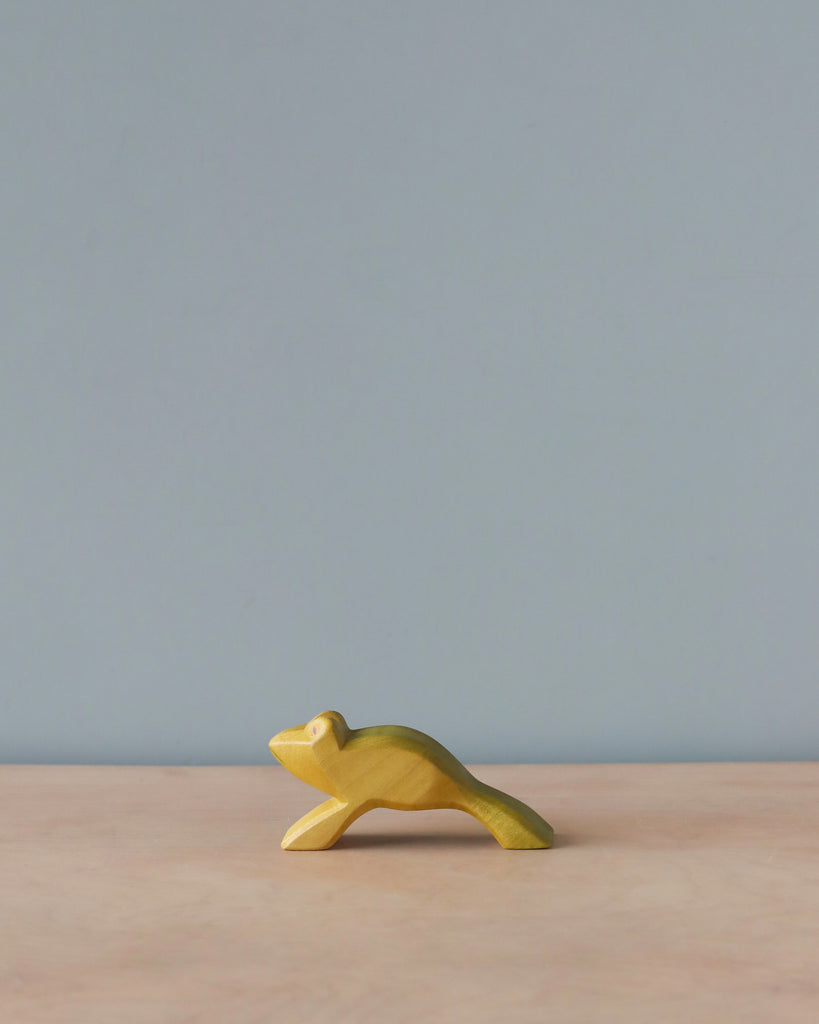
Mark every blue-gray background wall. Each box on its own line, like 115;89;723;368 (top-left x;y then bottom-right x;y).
3;2;817;764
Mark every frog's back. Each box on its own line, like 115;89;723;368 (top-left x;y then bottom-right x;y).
342;724;476;809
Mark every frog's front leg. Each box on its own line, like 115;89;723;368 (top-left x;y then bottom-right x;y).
281;797;364;850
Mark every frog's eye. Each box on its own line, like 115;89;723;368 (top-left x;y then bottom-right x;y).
312;725;317;736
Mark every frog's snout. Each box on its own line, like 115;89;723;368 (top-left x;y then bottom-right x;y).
269;724;311;774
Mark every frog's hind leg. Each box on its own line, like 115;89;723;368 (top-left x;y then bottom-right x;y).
459;782;554;849
281;797;364;850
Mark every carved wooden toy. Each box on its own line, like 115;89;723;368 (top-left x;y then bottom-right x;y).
269;710;553;850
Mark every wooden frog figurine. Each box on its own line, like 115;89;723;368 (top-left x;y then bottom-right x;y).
269;711;553;850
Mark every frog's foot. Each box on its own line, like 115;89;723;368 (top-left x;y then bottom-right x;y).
281;797;362;850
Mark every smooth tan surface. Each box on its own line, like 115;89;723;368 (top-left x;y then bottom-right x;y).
2;763;818;1023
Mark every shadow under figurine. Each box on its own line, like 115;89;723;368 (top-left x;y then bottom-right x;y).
269;710;553;850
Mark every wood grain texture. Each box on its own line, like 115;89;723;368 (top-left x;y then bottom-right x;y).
2;763;818;1023
269;710;553;849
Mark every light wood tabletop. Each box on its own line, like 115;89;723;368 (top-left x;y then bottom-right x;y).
2;763;818;1023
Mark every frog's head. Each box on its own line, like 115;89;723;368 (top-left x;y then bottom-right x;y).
269;711;350;795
